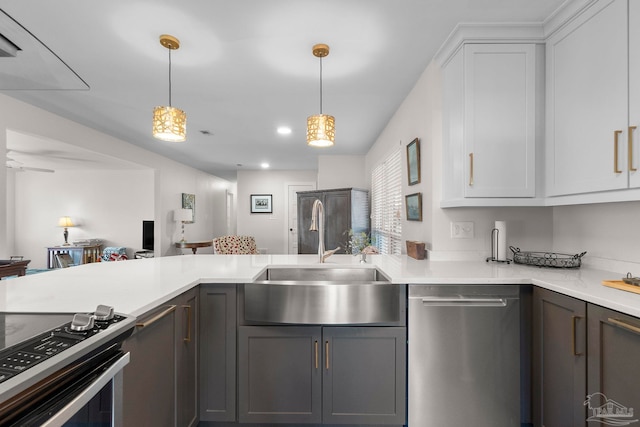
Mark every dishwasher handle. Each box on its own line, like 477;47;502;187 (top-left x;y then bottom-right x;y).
418;297;508;307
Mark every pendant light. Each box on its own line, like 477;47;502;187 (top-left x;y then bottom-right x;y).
153;34;187;142
307;43;335;147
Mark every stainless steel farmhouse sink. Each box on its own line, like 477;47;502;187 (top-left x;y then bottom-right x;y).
243;267;402;325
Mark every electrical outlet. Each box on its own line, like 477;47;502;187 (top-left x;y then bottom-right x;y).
451;221;474;239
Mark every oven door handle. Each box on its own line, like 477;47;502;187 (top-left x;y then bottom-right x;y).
41;352;130;427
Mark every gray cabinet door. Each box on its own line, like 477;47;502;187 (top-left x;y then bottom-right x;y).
297;191;321;254
296;188;370;255
322;327;406;425
238;326;322;423
587;304;640;422
532;287;586;427
199;284;236;422
322;190;351;252
177;287;198;427
122;303;178;427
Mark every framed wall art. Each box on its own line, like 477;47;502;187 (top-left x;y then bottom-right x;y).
251;194;272;213
182;193;195;223
406;138;421;185
405;192;422;221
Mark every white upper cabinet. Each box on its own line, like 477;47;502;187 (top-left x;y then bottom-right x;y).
628;0;640;188
546;0;632;197
442;42;542;207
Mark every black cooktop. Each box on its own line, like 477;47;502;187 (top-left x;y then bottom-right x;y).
0;313;73;352
0;309;129;385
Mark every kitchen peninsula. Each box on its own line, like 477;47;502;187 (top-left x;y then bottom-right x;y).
2;255;640;427
2;254;638;317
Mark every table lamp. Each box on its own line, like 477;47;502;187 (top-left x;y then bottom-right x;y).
174;209;192;242
58;216;75;246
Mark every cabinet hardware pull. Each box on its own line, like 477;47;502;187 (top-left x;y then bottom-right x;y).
608;317;640;335
572;315;583;356
182;305;192;343
614;130;623;173
469;153;474;186
314;340;319;369
630;126;638;172
135;305;176;328
325;341;330;370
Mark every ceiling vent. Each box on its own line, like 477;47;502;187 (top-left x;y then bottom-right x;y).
0;32;19;57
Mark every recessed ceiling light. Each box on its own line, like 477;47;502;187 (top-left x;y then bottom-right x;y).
261;162;270;169
277;126;292;135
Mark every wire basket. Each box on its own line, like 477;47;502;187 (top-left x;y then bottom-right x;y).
509;246;587;269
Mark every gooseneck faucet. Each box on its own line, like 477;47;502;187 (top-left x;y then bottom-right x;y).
310;199;340;263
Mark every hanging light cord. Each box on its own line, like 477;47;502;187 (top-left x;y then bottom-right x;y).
319;56;323;114
168;48;173;107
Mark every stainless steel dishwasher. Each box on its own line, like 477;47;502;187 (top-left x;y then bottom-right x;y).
408;284;521;427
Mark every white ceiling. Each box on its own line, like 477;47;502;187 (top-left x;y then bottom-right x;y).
0;0;565;181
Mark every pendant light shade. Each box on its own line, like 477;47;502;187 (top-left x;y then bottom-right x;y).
307;43;335;147
153;34;186;142
306;114;335;147
153;105;187;142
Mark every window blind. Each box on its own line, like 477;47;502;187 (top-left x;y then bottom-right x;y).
371;149;402;254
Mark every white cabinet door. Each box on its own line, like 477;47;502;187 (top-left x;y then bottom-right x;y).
442;42;539;206
546;0;628;196
629;0;640;188
464;44;536;198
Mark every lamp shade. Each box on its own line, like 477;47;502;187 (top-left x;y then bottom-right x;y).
153;106;187;142
58;216;75;228
307;114;335;147
174;208;193;222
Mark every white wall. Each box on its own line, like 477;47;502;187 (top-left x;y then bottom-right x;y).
366;61;555;258
317;155;367;190
552;202;640;272
1;94;235;264
365;63;433;253
237;169;317;254
13;169;153;268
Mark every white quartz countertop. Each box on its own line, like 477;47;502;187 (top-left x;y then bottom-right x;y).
1;254;639;317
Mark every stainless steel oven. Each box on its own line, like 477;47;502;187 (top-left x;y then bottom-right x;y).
0;306;135;426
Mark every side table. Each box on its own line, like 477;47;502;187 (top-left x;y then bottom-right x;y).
175;241;213;254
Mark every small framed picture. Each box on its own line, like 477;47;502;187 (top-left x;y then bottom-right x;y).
251;194;272;213
182;193;195;223
406;138;421;186
405;192;422;221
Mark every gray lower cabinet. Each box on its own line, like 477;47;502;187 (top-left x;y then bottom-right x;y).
199;284;237;422
587;304;640;423
122;302;179;427
177;288;198;427
533;288;640;427
122;288;198;427
322;327;406;425
238;326;322;424
532;287;587;427
238;325;406;425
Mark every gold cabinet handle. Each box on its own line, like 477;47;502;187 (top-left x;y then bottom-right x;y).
182;305;192;343
325;340;330;370
572;315;583;356
614;130;623;173
136;305;176;328
314;340;319;369
630;126;638;172
469;153;474;186
608;317;640;335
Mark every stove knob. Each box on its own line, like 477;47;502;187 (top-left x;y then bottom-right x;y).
93;305;115;321
70;313;95;332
